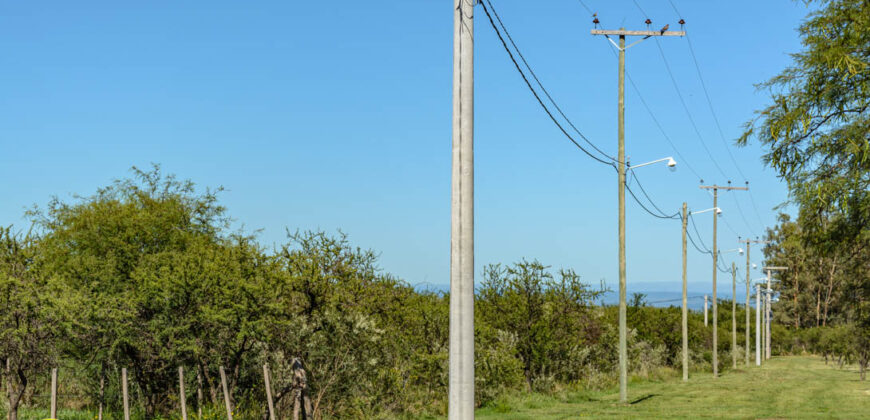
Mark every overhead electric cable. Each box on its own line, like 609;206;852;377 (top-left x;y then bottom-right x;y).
482;0;616;164
576;0;595;16
626;182;680;220
652;38;729;179
666;0;768;233
688;213;712;253
629;171;680;219
729;190;757;236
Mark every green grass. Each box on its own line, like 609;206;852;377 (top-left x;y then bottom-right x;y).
476;356;869;419
7;357;865;419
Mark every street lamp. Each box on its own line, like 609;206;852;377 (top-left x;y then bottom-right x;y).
628;156;677;172
690;207;722;216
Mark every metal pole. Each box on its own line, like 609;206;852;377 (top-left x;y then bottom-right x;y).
450;0;475;418
179;367;188;420
681;203;688;382
50;368;57;419
745;242;751;366
766;269;772;360
617;30;628;403
732;263;737;369
711;188;718;378
263;364;276;420
122;368;130;420
755;285;761;366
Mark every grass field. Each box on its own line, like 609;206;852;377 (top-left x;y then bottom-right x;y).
476;356;868;419
7;356;866;419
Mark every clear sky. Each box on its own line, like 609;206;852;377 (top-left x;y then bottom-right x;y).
0;1;812;299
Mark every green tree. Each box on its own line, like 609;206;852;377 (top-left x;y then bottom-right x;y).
738;0;868;225
477;260;602;391
0;227;59;420
741;0;869;378
30;166;276;417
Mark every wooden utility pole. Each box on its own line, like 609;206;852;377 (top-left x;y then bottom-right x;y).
681;203;689;382
700;184;748;377
450;0;475;418
592;24;685;403
731;263;737;369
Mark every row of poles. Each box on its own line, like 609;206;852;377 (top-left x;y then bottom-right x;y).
449;1;785;417
37;365;288;420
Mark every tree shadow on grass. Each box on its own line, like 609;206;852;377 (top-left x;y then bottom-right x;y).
629;394;659;404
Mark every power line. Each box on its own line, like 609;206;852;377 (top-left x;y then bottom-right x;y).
729;189;757;236
629;171;680;219
631;0;650;19
623;67;704;181
684;33;747;181
575;0;595;16
687;229;711;255
665;0;769;234
652;37;729;179
480;0;616;164
484;1;687;227
626;180;680;220
688;213;711;253
747;190;767;230
720;212;741;238
595;27;705;182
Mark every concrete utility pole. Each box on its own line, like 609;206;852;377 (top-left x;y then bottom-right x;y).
450;0;475;418
700;184;748;377
592;25;685;403
731;263;737;369
756;284;762;366
740;238;769;366
742;239;751;365
704;295;708;326
681;203;689;382
763;266;788;360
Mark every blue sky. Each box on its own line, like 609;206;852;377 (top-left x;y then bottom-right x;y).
0;1;811;300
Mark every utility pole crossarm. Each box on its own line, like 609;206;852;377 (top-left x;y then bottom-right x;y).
764;266;789;271
591;29;686;36
700;185;749;191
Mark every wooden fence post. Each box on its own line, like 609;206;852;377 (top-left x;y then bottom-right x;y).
197;370;204;419
98;374;105;420
121;368;130;420
50;368;57;419
179;366;188;420
263;364;276;420
219;366;233;420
